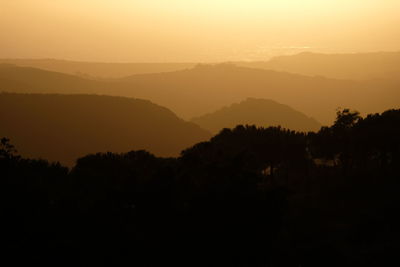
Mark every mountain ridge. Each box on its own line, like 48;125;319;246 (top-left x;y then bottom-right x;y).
1;63;399;125
191;98;321;133
0;92;211;166
236;51;400;80
2;51;400;80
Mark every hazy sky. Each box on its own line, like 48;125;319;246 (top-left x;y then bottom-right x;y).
1;0;400;62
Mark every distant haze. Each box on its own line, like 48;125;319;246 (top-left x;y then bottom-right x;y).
1;0;400;62
2;63;399;125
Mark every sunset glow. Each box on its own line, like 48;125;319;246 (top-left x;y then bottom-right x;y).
1;0;399;61
2;1;400;266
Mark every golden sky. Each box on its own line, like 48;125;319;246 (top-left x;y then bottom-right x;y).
1;0;400;62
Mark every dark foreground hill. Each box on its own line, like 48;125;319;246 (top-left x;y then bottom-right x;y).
2;109;400;266
0;93;211;165
191;98;321;133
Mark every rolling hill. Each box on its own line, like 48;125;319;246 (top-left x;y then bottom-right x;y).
1;63;399;125
0;93;211;166
120;64;400;124
3;51;400;81
0;63;130;95
0;59;195;79
191;98;321;133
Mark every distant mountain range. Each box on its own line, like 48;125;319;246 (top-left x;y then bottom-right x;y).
0;59;194;78
118;64;400;124
191;98;321;133
236;51;400;80
1;63;399;125
2;51;400;80
0;93;211;166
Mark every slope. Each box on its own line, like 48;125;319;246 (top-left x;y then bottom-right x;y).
191;98;321;133
0;93;211;166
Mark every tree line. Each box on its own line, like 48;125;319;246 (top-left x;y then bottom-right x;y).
1;109;399;266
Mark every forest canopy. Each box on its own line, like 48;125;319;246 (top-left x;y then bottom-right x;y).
1;108;399;266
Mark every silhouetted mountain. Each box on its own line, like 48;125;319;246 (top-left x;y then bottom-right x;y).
0;63;112;94
0;59;195;78
0;93;211;165
1;64;399;125
191;98;321;133
237;51;400;80
121;64;400;124
3;51;399;81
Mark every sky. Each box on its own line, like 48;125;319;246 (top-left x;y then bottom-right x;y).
1;0;400;62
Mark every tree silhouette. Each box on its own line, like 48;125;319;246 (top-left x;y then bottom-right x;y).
0;137;17;159
1;109;400;266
